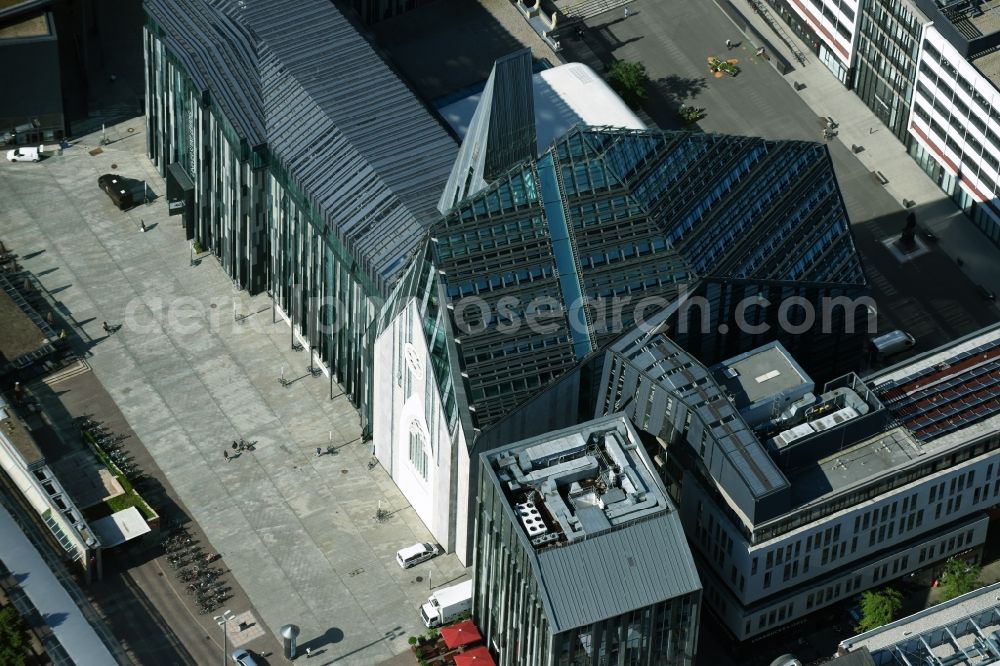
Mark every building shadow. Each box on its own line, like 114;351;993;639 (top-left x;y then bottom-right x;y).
365;0;546;101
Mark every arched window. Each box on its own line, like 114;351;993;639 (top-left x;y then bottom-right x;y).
408;421;428;480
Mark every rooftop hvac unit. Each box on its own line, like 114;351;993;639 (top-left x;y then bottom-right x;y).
531;532;560;547
516;502;548;537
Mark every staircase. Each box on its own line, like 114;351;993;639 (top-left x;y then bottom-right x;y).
558;0;632;21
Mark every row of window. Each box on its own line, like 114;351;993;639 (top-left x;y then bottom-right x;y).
754;434;1000;544
754;465;993;590
803;0;853;41
917;528;976;565
761;526;978;636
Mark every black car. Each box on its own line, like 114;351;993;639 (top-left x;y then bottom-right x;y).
98;174;134;210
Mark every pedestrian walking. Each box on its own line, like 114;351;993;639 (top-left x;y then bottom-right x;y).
102;321;111;334
624;5;629;18
726;39;733;49
315;447;322;457
140;220;147;233
756;46;765;57
224;450;230;462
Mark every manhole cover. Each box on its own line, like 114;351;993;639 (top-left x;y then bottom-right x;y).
127;127;135;133
415;576;423;583
210;303;217;309
341;469;348;474
111;163;117;169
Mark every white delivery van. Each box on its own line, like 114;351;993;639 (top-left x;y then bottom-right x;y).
420;579;473;628
6;145;43;162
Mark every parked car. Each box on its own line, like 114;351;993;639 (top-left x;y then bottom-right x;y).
97;174;134;210
871;329;915;356
231;649;257;666
977;284;996;301
6;145;42;162
396;542;441;569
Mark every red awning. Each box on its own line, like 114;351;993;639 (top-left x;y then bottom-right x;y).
440;619;483;649
454;646;495;666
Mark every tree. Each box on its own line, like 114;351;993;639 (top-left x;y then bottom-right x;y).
940;557;981;601
856;587;902;633
608;60;649;110
0;604;30;666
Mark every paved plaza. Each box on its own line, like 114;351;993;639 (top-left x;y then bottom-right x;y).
0;119;466;664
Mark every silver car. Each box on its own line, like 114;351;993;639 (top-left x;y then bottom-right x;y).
232;649;258;666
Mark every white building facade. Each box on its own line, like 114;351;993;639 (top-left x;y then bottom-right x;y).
597;322;1000;641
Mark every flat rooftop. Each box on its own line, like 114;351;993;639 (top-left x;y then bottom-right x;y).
870;324;1000;441
713;341;811;409
840;581;1000;664
784;325;1000;505
0;397;43;466
482;415;702;633
438;62;646;156
486;416;666;549
0;282;47;365
789;427;922;506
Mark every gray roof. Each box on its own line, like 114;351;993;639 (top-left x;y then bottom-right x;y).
481;415;701;634
144;0;458;292
535;511;701;633
607;311;790;501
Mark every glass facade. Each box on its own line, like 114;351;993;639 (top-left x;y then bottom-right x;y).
144;20;386;430
431;127;865;429
853;0;922;144
474;456;700;666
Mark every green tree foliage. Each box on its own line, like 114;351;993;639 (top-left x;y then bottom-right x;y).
0;604;30;666
857;587;902;633
608;60;649;110
940;557;981;601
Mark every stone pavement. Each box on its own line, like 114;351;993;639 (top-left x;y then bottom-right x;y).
0;118;468;664
716;0;1000;299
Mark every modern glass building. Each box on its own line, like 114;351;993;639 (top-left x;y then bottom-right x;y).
852;0;924;144
375;50;868;565
431;125;866;430
142;0;456;429
474;415;702;666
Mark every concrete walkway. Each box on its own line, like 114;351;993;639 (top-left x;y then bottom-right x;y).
720;0;1000;298
0;118;468;664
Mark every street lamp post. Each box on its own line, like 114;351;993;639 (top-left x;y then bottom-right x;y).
214;610;235;666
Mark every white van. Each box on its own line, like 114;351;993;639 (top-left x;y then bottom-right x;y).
6;145;43;162
396;542;441;569
871;330;915;356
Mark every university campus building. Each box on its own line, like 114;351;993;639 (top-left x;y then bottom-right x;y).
142;0;457;432
597;312;1000;640
374;49;870;565
474;414;702;666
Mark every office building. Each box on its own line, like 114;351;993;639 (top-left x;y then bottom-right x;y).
373;49;867;563
0;395;102;582
596;316;1000;640
838;581;1000;665
757;0;1000;244
142;0;457;431
474;415;702;666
